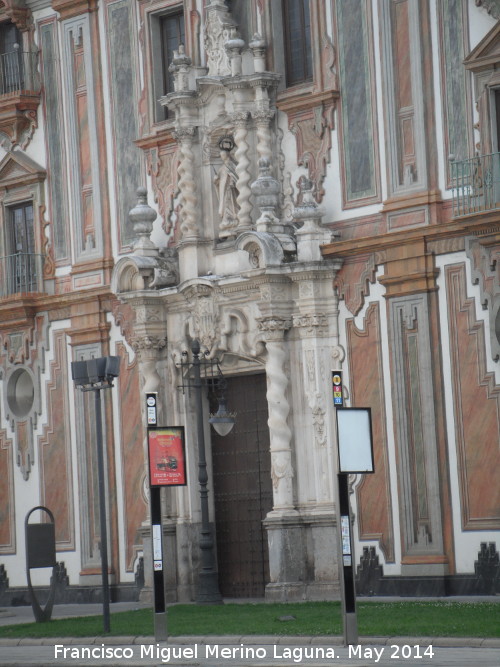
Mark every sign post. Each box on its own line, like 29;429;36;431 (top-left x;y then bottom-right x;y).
331;372;374;646
145;393;166;642
146;393;187;641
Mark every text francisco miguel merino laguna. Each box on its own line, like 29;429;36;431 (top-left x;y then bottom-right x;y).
54;642;415;663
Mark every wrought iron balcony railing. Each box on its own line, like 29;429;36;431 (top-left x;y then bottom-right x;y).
451;152;500;217
0;48;39;96
0;253;44;298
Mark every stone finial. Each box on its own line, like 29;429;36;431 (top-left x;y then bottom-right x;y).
225;28;245;76
169;44;192;92
293;176;331;262
292;176;322;226
251;157;280;233
249;33;266;73
129;187;158;257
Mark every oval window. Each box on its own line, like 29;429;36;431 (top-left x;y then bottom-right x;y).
7;368;35;418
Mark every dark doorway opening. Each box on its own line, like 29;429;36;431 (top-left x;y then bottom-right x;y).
211;373;273;598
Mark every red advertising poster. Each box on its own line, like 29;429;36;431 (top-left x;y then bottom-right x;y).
148;427;187;487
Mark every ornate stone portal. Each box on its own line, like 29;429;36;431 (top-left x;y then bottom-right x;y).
113;1;344;602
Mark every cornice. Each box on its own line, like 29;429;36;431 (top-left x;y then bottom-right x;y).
276;88;338;115
321;213;500;260
52;0;98;20
135;126;176;151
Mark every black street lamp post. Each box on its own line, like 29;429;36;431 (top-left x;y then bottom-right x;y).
180;339;235;604
71;356;120;633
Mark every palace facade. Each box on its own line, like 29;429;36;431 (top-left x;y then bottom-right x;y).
1;0;499;604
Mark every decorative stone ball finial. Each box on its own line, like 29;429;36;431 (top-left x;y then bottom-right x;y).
251;157;281;232
129;187;158;256
225;27;245;76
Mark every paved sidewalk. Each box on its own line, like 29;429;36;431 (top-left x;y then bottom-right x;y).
1;637;500;666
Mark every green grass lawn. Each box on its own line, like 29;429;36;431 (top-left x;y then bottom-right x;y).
0;601;499;639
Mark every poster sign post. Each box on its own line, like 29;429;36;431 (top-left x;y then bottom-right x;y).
332;373;374;647
145;394;187;642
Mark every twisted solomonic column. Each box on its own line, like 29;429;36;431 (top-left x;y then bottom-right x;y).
253;109;274;165
257;316;295;511
174;126;199;240
232;111;253;233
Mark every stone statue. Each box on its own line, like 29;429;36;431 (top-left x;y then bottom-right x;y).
214;144;239;237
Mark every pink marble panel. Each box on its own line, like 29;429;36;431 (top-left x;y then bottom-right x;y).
0;430;14;552
39;331;74;548
117;344;147;570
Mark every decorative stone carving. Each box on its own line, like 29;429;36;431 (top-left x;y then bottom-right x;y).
204;0;235;77
466;234;500;362
309;391;327;447
145;143;179;238
292;312;328;335
251;157;280;233
286;102;335;203
331;288;346;367
334;254;378;317
225;28;245;76
264;337;294;509
183;283;222;352
256;316;292;341
0;315;48;481
253;109;274;163
231;111;253;232
249;33;266;73
131;335;167;352
214;138;239;238
237;231;285;268
293;176;331;262
169;45;192;93
174;126;199;240
131;335;166;394
129;187;157;256
475;0;500;20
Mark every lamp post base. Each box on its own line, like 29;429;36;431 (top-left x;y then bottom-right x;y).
195;571;223;604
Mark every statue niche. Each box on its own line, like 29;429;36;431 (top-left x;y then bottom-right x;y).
214;135;239;238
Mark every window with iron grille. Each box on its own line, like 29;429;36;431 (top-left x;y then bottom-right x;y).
4;202;38;294
283;0;312;87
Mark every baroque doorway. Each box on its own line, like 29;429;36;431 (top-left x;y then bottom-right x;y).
211;374;273;598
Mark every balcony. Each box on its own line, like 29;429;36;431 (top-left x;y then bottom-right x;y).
0;253;44;298
0;48;39;96
0;48;40;147
451;152;500;218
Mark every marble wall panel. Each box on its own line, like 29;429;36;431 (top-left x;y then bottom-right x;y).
389;294;445;559
39;331;74;549
335;0;380;206
0;430;14;553
106;0;143;249
62;16;103;260
116;343;146;570
346;303;395;562
438;0;472;185
381;0;427;194
73;343;103;571
446;264;500;529
39;19;69;262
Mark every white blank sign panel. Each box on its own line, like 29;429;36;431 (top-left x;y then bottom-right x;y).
337;408;374;473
